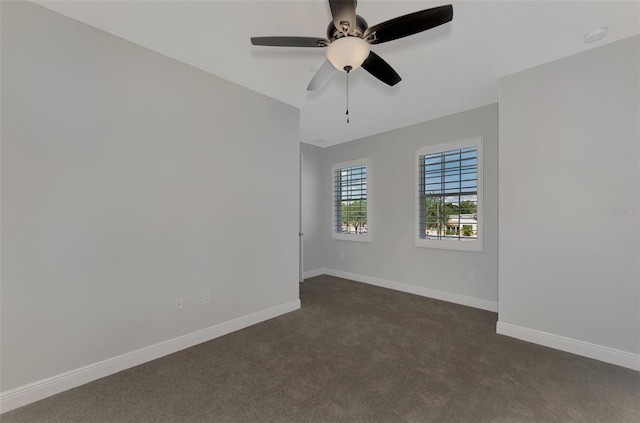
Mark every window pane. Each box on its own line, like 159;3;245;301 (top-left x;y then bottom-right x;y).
418;146;478;242
334;164;368;235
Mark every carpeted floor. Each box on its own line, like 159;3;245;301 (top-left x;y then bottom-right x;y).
2;275;639;422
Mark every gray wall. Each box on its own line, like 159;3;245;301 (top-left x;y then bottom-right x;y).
1;1;299;391
301;142;326;273
498;36;639;354
312;104;499;305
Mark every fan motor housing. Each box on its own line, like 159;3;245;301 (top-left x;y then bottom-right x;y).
327;15;368;40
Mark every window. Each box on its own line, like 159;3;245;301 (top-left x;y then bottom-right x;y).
332;158;372;242
415;137;482;251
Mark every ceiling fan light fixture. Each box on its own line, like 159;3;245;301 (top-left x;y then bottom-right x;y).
326;37;370;72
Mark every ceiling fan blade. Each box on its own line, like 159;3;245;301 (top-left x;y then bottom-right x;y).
307;59;337;91
251;36;330;47
329;0;357;35
364;4;453;45
361;51;401;86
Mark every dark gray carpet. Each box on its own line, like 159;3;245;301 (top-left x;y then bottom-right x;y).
2;275;638;422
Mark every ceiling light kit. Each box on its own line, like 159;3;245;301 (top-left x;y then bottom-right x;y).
326;36;370;72
250;0;453;122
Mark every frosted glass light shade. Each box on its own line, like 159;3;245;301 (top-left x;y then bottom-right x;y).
326;37;370;72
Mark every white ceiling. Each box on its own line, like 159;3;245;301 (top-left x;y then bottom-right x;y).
34;0;640;147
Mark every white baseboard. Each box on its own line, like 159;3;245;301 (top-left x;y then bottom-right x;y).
321;268;498;312
0;300;301;414
496;321;640;371
303;268;329;280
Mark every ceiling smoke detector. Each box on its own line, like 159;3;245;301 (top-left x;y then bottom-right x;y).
584;27;608;44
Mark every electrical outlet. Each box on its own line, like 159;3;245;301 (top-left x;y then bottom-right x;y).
468;270;476;280
203;291;211;304
175;297;183;310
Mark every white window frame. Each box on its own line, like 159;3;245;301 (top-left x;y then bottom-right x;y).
415;137;483;252
332;158;373;242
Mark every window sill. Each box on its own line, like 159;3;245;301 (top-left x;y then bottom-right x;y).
333;233;373;243
415;238;483;252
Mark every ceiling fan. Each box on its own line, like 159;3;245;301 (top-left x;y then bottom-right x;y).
250;1;453;91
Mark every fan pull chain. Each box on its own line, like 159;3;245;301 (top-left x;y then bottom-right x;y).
346;71;349;124
345;66;352;124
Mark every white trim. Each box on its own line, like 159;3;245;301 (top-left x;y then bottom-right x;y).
496;321;640;371
299;152;304;283
332;233;373;243
415;136;483;252
0;300;301;413
303;268;329;279
323;268;497;312
331;158;373;243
